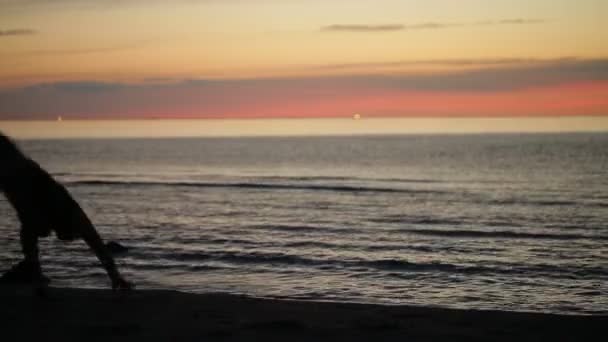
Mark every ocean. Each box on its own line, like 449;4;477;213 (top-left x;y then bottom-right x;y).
0;133;606;314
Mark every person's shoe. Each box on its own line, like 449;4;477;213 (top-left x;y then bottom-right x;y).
0;260;51;285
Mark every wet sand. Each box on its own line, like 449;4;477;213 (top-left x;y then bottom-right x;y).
1;286;605;341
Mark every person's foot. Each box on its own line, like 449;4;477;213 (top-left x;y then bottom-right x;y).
0;260;51;285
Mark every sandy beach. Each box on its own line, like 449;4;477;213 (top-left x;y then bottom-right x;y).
1;285;604;341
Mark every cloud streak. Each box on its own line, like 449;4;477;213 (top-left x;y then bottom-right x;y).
322;24;405;32
322;19;545;32
11;41;153;57
0;28;36;37
498;18;545;24
311;57;577;71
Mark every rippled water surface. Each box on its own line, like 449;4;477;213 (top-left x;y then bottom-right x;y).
1;133;606;314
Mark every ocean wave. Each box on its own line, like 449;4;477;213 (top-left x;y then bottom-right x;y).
281;240;437;253
372;215;531;229
55;172;442;184
168;250;317;266
144;235;497;254
370;216;463;226
251;224;359;234
55;171;533;186
65;179;445;195
256;175;441;184
152;250;606;279
396;228;607;241
479;197;607;209
490;198;579;207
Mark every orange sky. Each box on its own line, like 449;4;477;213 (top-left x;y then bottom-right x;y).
0;0;607;120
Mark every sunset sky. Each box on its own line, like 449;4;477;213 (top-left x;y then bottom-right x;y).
0;0;607;120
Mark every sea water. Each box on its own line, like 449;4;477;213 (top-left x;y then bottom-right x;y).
0;133;606;314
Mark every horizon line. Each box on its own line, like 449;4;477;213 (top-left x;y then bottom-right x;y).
3;116;608;140
2;113;608;122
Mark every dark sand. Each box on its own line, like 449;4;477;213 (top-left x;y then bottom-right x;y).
1;286;604;341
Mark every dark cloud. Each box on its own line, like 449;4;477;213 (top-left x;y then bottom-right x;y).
24;81;128;93
322;24;404;32
323;19;545;32
321;23;460;32
405;23;460;29
0;28;36;37
499;18;545;24
1;58;606;119
374;59;608;91
313;57;573;70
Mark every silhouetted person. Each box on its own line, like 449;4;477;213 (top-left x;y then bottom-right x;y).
0;133;132;290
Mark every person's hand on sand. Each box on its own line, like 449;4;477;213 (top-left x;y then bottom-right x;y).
112;277;134;291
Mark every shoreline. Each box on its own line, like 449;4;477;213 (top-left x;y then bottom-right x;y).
1;286;605;341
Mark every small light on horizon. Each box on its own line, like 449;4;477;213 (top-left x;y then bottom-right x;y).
57;116;63;122
353;114;362;120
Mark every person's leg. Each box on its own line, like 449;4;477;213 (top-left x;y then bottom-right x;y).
20;226;40;266
0;226;46;283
